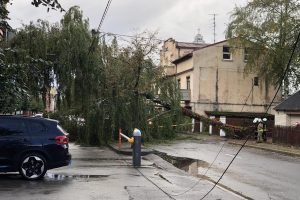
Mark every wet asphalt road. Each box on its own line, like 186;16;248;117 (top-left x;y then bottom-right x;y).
0;143;241;200
0;144;160;200
153;140;300;200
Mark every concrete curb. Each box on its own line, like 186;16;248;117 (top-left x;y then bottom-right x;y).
107;143;154;156
228;141;300;157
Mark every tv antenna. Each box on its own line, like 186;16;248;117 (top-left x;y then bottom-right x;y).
209;13;218;43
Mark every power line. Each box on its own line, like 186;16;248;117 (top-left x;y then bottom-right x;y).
170;68;255;197
88;0;113;54
241;82;254;112
100;31;164;42
266;30;300;113
199;29;300;200
100;31;270;51
200;136;249;200
117;153;176;200
171;142;226;197
135;167;176;200
98;30;287;54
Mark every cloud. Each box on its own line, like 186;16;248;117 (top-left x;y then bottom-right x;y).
7;0;247;43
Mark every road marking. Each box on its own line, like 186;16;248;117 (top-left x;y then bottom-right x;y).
225;154;242;159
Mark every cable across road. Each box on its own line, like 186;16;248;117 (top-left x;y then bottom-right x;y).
136;29;300;199
199;29;300;199
117;152;176;200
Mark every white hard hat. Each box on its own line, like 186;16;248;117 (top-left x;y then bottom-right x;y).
263;118;267;122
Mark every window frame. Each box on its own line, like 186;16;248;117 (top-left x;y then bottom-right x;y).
254;77;259;86
222;46;232;61
186;76;190;90
177;78;181;89
244;48;249;62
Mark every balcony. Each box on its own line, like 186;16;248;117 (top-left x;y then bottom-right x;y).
180;89;191;101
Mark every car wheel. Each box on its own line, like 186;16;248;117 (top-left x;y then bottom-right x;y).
19;153;47;180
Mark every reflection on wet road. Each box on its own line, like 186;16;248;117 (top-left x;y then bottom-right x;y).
0;143;243;200
153;140;300;200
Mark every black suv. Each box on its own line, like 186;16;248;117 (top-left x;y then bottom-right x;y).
0;115;71;180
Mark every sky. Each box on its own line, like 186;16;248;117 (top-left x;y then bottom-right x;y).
7;0;247;44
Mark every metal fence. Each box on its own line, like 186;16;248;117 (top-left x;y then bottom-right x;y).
273;125;300;146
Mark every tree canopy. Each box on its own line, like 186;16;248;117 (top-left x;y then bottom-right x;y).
0;6;186;145
226;0;300;95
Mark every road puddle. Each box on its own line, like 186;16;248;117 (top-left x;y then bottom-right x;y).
45;173;109;181
157;152;209;177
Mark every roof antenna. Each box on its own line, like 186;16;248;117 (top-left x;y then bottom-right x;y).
209;13;217;43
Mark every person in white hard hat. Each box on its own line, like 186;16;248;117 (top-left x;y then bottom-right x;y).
257;119;264;143
262;118;267;142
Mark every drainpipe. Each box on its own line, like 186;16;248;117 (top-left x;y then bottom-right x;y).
215;67;219;111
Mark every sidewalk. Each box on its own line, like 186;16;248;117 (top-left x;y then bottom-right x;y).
107;142;244;199
228;138;300;157
110;133;300;157
108;142;154;156
180;133;300;157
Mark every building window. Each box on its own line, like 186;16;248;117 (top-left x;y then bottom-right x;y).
186;76;190;90
223;46;232;60
254;77;259;86
177;79;181;89
244;48;249;62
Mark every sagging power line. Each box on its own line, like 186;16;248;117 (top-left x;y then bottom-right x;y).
199;29;300;199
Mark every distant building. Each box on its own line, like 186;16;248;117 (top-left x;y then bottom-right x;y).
160;38;281;134
274;90;300;126
0;21;14;41
45;87;58;113
160;38;207;76
193;29;205;44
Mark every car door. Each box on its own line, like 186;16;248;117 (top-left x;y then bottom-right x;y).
26;119;48;147
0;118;30;171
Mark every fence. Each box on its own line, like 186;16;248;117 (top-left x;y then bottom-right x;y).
273;125;300;146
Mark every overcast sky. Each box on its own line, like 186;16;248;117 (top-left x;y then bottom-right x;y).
7;0;247;43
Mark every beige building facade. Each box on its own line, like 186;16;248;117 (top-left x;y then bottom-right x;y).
161;39;280;118
160;38;207;76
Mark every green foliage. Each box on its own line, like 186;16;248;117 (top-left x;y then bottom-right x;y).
1;6;184;145
0;47;29;113
0;0;10;20
227;0;300;94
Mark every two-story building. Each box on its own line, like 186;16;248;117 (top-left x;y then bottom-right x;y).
160;38;207;76
160;38;281;134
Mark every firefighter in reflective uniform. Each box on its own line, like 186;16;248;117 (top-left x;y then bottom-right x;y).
257;120;264;143
262;118;267;142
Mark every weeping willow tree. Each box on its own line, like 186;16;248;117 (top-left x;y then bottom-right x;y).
2;6;185;145
0;0;64;113
89;30;185;144
226;0;300;97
